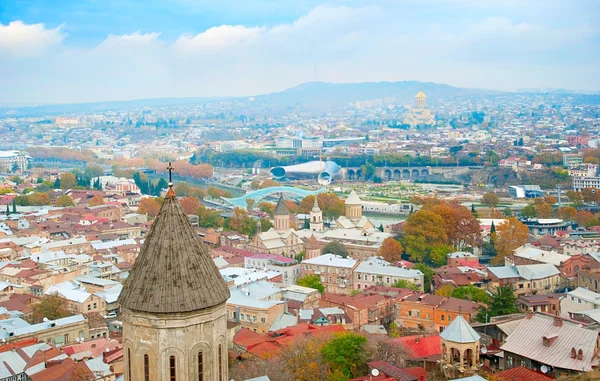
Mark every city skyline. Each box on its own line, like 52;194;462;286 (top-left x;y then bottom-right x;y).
1;0;599;104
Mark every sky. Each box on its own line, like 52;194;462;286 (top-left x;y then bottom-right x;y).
0;0;598;104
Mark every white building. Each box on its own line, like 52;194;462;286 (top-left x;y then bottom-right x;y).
0;150;31;173
354;257;424;291
560;287;600;314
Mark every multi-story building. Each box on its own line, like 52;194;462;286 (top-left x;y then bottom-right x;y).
487;264;562;296
226;280;285;333
560;287;600;314
518;294;561;314
563;153;584;168
572;176;600;191
0;150;30;173
568;164;597;178
354;257;424;291
394;293;480;333
0;314;95;345
320;292;394;328
301;254;358;295
244;254;302;286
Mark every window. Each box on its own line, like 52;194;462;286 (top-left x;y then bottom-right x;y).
578;298;582;304
358;274;361;280
93;302;97;309
253;316;257;322
246;314;250;321
448;315;452;321
144;354;150;381
261;318;266;323
218;344;223;381
426;313;430;319
64;334;69;343
87;304;91;311
571;295;575;301
127;349;131;381
169;355;176;381
198;352;204;381
441;315;445;321
386;277;390;284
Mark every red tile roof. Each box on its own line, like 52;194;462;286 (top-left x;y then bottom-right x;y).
392;335;441;360
367;360;418;381
29;358;94;381
495;366;553;381
401;366;428;380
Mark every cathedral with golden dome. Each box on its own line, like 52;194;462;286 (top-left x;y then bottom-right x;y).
403;91;435;127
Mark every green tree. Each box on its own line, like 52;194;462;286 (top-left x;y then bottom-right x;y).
482;193;500;209
452;285;489;304
296;274;325;294
258;218;273;232
12;199;16;214
59;173;77;190
84;164;104;178
322;242;348;258
520;204;537;218
30;294;71;324
55;195;75;207
503;207;513;217
196;205;224;228
413;263;434;293
321;332;369;379
476;285;518;323
359;163;376;180
391;279;419;291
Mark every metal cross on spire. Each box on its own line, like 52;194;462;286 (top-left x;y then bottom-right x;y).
167;161;174;186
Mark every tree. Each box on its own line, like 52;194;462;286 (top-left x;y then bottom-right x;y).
576;210;594;227
5;204;9;216
258;218;273;232
246;198;255;211
88;195;104;206
321;332;369;379
535;203;553;218
296;274;325;294
84;164;104;178
179;196;201;215
482;193;500;209
413;263;434;293
476;285;518;323
227;208;257;236
196;205;224;228
378;238;403;263
59;173;77;190
55;195;75;207
391;279;419;291
503;207;513;217
520;204;537;218
27;192;51;206
403;210;448;263
11;199;16;214
452;285;489;304
557;206;577;222
322;242;348;258
259;202;275;216
492;217;529;265
137;197;161;217
435;285;454;297
367;334;408;366
566;190;584;207
175;182;193;197
259;179;280;189
30;294;70;324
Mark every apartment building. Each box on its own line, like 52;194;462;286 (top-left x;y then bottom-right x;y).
301;254;358;295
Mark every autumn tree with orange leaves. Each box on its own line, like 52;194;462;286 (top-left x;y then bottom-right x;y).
491;217;529;265
137;197;161;217
378;237;403;262
179;196;200;215
88;195;104;206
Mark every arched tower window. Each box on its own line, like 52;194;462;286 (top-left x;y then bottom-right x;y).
198;351;204;381
144;354;150;381
127;349;132;381
169;355;176;381
218;344;223;381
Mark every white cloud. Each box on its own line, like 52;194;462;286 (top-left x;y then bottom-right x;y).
0;21;65;57
98;31;162;50
174;25;264;52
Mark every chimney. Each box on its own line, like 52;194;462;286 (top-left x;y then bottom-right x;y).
415;337;420;343
554;316;563;327
526;310;534;319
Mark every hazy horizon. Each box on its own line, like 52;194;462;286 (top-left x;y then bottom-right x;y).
1;0;598;104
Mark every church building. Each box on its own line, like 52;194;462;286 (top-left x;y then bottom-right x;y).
118;178;231;381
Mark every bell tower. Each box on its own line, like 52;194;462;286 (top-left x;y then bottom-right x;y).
119;162;231;381
274;195;290;232
440;315;481;378
309;196;323;232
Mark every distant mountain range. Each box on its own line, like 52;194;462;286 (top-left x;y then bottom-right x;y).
2;80;596;117
252;80;498;108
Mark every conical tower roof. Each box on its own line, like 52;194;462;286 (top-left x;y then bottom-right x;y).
346;190;361;205
311;196;321;213
305;234;320;250
118;187;230;314
415;91;426;98
439;315;480;343
274;195;289;215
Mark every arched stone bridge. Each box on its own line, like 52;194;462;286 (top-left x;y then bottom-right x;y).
222;186;326;209
344;166;431;181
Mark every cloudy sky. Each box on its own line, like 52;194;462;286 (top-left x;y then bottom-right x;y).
0;0;598;104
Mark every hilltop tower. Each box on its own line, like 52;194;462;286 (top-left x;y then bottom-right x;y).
345;190;363;221
274;195;290;232
119;174;231;381
440;315;481;378
309;196;324;232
